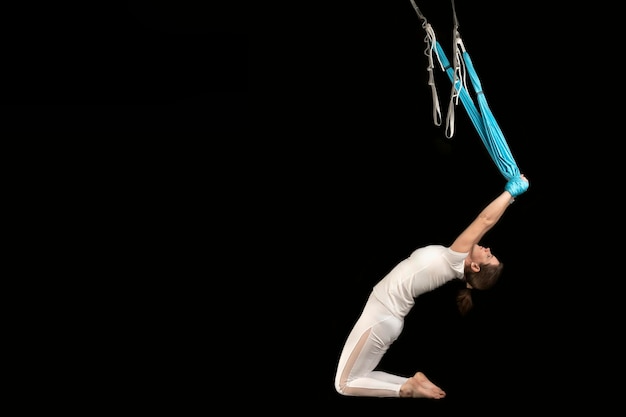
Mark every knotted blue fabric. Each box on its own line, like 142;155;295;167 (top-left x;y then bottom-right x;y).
505;176;529;197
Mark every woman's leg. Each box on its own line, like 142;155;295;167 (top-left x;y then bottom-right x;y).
334;294;446;399
334;294;406;397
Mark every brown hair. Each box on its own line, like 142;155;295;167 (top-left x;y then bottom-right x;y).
456;262;504;316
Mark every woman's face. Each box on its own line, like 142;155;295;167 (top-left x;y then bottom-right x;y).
471;244;499;267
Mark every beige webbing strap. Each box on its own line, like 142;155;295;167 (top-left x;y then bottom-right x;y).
409;0;442;127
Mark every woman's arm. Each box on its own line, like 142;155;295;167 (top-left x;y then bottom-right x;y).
450;175;528;253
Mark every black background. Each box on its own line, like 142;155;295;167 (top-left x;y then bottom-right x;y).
1;2;247;131
7;1;623;414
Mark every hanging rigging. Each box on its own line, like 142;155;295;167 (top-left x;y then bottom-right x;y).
409;0;524;183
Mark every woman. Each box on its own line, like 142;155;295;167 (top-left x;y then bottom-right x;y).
334;175;529;398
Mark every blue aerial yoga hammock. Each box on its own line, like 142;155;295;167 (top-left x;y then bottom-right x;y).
409;0;522;182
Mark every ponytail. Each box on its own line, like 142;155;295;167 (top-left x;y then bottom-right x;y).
458;262;504;315
456;287;473;316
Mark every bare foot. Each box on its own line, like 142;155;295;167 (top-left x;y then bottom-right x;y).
399;372;446;399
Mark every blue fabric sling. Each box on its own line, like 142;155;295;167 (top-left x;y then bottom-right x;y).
410;0;521;182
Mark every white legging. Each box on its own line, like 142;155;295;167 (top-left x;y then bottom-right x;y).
334;293;408;397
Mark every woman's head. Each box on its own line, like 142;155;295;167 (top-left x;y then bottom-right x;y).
457;245;504;316
464;244;503;291
465;261;504;290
